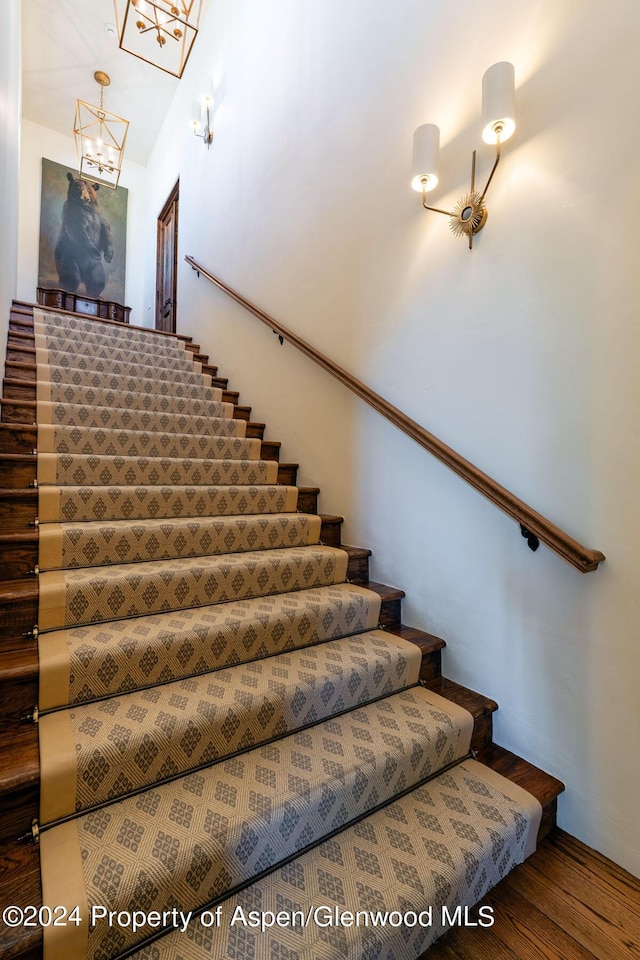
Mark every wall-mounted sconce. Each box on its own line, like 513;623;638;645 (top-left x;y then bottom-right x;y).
190;95;214;148
411;62;516;249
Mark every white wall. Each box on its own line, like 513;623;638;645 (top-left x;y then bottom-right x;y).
0;0;22;369
17;120;148;323
141;0;640;877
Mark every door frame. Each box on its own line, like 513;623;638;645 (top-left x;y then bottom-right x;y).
155;179;179;332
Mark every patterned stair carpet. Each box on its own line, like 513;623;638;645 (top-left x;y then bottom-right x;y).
125;759;540;960
33;310;542;960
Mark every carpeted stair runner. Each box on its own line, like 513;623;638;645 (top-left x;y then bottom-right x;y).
126;759;540;960
39;632;427;821
37;452;279;488
38;483;300;523
32;310;543;960
38;513;322;569
37;404;243;437
40;362;213;390
38;546;350;630
41;687;479;960
37;380;226;409
38;583;382;710
38;424;258;460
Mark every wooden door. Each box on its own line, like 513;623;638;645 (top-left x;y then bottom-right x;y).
156;181;179;332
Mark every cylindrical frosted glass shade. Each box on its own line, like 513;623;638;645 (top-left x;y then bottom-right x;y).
482;61;516;144
411;123;440;192
190;100;202;128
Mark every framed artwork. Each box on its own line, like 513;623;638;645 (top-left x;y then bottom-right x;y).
38;158;128;304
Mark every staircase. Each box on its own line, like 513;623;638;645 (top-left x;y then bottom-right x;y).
0;302;563;960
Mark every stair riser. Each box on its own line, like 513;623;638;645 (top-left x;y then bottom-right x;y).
277;462;297;484
2;378;36;401
0;494;37;527
0;603;37;652
0;542;37;579
379;594;402;626
0;843;41;960
6;346;35;363
244;422;264;440
0;426;35;454
0;784;37;848
0;400;36;425
0;457;35;487
0;667;38;728
296;489;318;513
4;362;36;382
420;649;442;682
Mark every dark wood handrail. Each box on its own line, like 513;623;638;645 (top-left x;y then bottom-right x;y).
186;254;605;573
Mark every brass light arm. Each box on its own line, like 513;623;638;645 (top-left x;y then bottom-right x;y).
480;135;501;203
421;184;454;217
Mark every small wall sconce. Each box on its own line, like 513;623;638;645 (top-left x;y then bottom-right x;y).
190;95;214;148
411;62;516;249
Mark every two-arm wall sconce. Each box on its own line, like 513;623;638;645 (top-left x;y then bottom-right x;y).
190;95;214;148
411;61;516;249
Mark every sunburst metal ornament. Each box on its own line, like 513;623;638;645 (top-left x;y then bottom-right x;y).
113;0;203;78
419;147;496;250
449;191;487;239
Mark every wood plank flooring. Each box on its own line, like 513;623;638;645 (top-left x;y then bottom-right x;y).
426;829;640;959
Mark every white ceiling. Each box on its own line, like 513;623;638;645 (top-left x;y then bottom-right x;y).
22;0;182;166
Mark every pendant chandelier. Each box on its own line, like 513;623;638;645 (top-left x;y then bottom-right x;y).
113;0;203;78
74;72;129;189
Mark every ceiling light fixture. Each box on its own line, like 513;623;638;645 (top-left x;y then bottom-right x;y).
411;62;516;249
113;0;203;78
74;71;129;189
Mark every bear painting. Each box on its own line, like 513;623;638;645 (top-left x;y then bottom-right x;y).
54;173;114;298
38;158;128;304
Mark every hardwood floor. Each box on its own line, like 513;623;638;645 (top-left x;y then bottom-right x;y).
426;830;640;959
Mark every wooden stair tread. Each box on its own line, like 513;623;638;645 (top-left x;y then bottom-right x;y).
7;345;35;356
0;531;37;544
0;580;38;602
341;543;372;557
425;676;498;717
476;742;565;809
386;623;446;651
5;331;34;343
362;579;404;600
